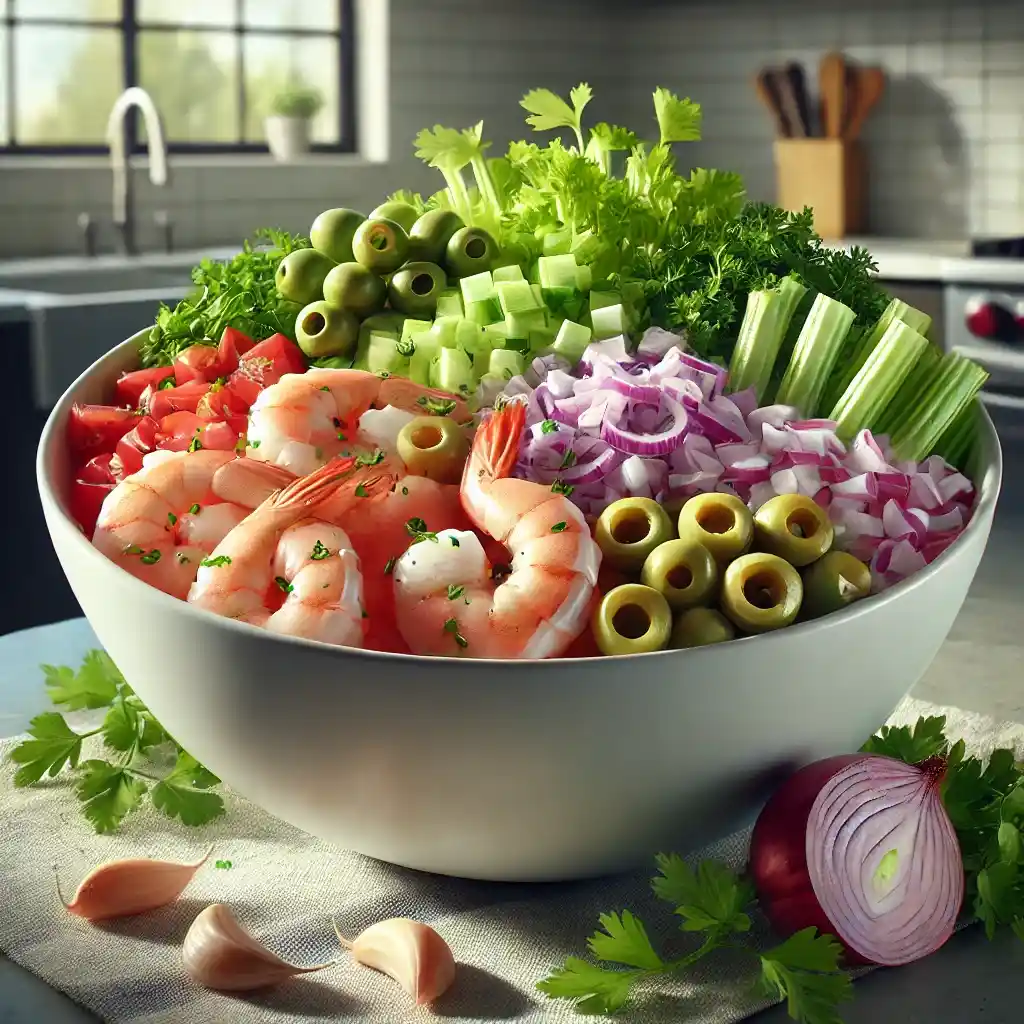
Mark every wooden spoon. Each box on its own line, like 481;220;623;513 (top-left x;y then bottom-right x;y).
844;66;885;140
754;69;791;137
818;51;847;139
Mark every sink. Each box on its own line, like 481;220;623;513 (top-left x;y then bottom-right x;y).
0;247;242;408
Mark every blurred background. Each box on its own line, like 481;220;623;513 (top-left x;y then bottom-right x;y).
1;0;1022;643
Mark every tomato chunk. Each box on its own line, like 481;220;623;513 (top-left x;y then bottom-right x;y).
216;326;256;374
78;453;118;485
196;381;249;422
115;415;160;476
114;367;174;407
148;380;211;420
68;404;142;461
199;420;241;451
173;344;223;385
228;333;306;406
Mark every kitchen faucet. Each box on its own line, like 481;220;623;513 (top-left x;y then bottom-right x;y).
105;87;170;256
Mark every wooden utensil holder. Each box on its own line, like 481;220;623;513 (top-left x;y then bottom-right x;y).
773;139;866;239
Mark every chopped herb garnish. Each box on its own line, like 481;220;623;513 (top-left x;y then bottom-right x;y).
167;512;178;526
158;376;176;390
176;553;191;565
397;338;415;356
405;517;439;544
355;448;385;467
249;439;261;448
310;540;331;560
416;396;458;417
215;859;232;869
443;617;469;649
541;419;559;434
188;503;201;515
551;480;575;496
551;521;568;532
402;486;409;496
559;449;577;469
187;434;203;453
140;549;162;565
377;370;391;379
319;385;331;392
355;483;369;497
361;607;369;618
124;543;144;556
200;555;232;568
274;576;293;593
447;584;465;600
337;432;347;441
384;557;396;575
450;536;460;547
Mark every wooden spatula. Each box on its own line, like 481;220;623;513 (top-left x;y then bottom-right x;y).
844;66;885;139
818;51;847;139
754;69;791;137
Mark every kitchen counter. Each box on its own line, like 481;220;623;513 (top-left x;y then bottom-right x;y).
830;237;1024;286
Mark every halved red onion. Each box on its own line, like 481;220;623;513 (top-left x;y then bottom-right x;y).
748;404;802;435
601;394;688;456
750;753;963;967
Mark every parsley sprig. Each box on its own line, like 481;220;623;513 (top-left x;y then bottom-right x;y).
538;855;850;1020
8;651;224;834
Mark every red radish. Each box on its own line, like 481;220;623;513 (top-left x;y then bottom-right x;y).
750;753;963;967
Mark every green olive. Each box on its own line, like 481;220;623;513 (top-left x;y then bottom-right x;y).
274;248;336;305
352;218;410;274
670;607;736;649
322;262;387;318
677;492;754;566
591;584;673;656
368;200;420;233
310;207;364;264
720;552;803;633
408;209;465;264
387;261;448;318
801;551;872;619
640;539;718;611
361;311;407;335
395;416;470;484
294;300;359;359
594;497;676;572
445;226;498;278
754;494;835;567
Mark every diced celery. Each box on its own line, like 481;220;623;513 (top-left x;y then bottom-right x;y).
455;318;487;356
353;327;397;370
590;303;629;341
506;309;547;339
366;334;409;377
828;320;930;441
529;326;556;354
542;229;573;256
489;349;525;379
493;264;526;284
503;337;531;355
823;298;933;413
460;270;495;306
774;294;856;416
482;323;508;349
408;331;441;385
589;290;620;312
432;347;474;394
575;264;593;292
552;319;592;364
430;315;461;348
537;254;579;291
465;297;503;326
435;288;464;318
726;278;808;399
542;286;586;321
888;353;989;462
399;318;432;347
531;284;544;307
496;280;541;316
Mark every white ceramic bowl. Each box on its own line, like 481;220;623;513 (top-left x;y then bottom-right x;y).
37;330;1003;881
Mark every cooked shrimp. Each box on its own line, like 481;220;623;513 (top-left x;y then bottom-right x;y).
92;449;249;600
187;455;396;647
393;401;602;658
245;368;471;477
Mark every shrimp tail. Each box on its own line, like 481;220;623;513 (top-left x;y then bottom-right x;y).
272;455;396;515
212;459;296;510
463;402;526;487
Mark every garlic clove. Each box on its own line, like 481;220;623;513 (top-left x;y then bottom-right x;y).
58;846;213;922
340;917;456;1005
183;903;338;992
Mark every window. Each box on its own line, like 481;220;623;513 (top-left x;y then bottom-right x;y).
0;0;354;153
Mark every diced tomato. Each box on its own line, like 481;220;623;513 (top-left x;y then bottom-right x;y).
173;344;223;385
148;380;211;419
216;326;256;374
114;367;174;407
158;410;205;438
157;411;241;453
228;333;306;406
68;404;142;461
69;478;114;536
115;415;160;476
78;452;118;485
198;421;241;451
196;381;249;422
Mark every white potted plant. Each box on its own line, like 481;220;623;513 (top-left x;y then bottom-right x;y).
265;82;324;162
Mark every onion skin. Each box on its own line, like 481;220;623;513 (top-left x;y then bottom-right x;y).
750;754;875;967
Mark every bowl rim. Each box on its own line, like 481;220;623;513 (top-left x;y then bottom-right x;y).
37;329;1005;668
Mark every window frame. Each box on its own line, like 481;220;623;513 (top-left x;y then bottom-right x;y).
1;0;356;155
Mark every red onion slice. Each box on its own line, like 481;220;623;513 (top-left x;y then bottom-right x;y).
601;394;688;456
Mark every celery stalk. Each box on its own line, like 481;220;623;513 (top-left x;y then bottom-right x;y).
774;294;855;416
888;353;989;463
823;299;932;413
727;277;807;399
871;344;942;438
933;398;982;470
828;320;929;441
